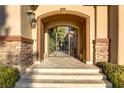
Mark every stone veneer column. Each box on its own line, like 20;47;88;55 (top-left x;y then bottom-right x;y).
20;41;33;73
0;36;33;74
0;41;21;66
93;38;109;63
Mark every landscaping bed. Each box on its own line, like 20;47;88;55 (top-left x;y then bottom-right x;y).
0;66;20;88
96;62;124;88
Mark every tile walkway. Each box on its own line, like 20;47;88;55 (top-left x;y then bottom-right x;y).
31;51;99;69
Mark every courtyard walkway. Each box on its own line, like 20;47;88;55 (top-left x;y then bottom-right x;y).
33;51;98;69
15;51;112;88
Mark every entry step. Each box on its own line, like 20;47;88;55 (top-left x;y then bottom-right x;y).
21;73;107;80
15;79;112;88
26;68;102;74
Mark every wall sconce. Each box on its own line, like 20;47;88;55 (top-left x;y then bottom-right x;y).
30;18;37;29
26;9;36;29
26;10;35;22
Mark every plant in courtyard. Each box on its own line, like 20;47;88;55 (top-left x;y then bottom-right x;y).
49;27;66;42
48;27;66;53
0;66;20;88
48;38;56;54
57;27;66;43
96;62;124;88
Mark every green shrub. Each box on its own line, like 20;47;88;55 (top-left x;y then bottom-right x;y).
0;66;20;88
96;62;124;88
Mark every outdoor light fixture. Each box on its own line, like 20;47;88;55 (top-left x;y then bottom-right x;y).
26;9;37;29
26;10;35;22
30;18;37;29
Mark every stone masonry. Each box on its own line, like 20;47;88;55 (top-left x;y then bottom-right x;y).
93;38;109;63
20;41;33;73
0;39;33;74
0;41;21;66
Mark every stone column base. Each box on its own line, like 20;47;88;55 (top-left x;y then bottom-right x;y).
93;38;109;64
0;36;33;73
86;61;93;64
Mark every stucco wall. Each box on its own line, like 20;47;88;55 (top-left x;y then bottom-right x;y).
21;5;32;39
0;5;32;38
118;5;124;65
96;6;108;38
81;22;86;60
0;5;21;36
44;20;80;30
108;6;118;64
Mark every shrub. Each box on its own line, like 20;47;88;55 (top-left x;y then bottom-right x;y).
0;66;20;88
96;62;124;88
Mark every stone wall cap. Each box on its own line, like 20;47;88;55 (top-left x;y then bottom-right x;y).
93;38;109;44
0;36;34;43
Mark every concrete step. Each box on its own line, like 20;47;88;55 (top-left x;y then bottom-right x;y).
26;68;102;74
15;79;112;88
21;73;107;80
16;66;112;88
27;65;101;69
25;71;104;75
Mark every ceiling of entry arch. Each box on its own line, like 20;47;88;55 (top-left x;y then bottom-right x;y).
42;14;86;24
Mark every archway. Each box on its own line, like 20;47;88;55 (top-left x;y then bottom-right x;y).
37;10;90;63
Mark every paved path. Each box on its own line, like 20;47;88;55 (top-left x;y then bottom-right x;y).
32;51;99;69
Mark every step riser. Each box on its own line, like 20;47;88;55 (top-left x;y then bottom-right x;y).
26;69;101;74
16;68;112;88
21;75;106;80
16;83;112;88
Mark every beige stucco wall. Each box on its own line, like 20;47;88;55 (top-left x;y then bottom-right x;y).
0;5;21;36
21;5;32;38
81;22;86;60
118;5;124;65
44;20;80;30
0;5;32;38
108;6;118;64
96;6;108;38
34;5;95;64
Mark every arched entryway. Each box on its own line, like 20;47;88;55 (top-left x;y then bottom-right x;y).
37;10;90;63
